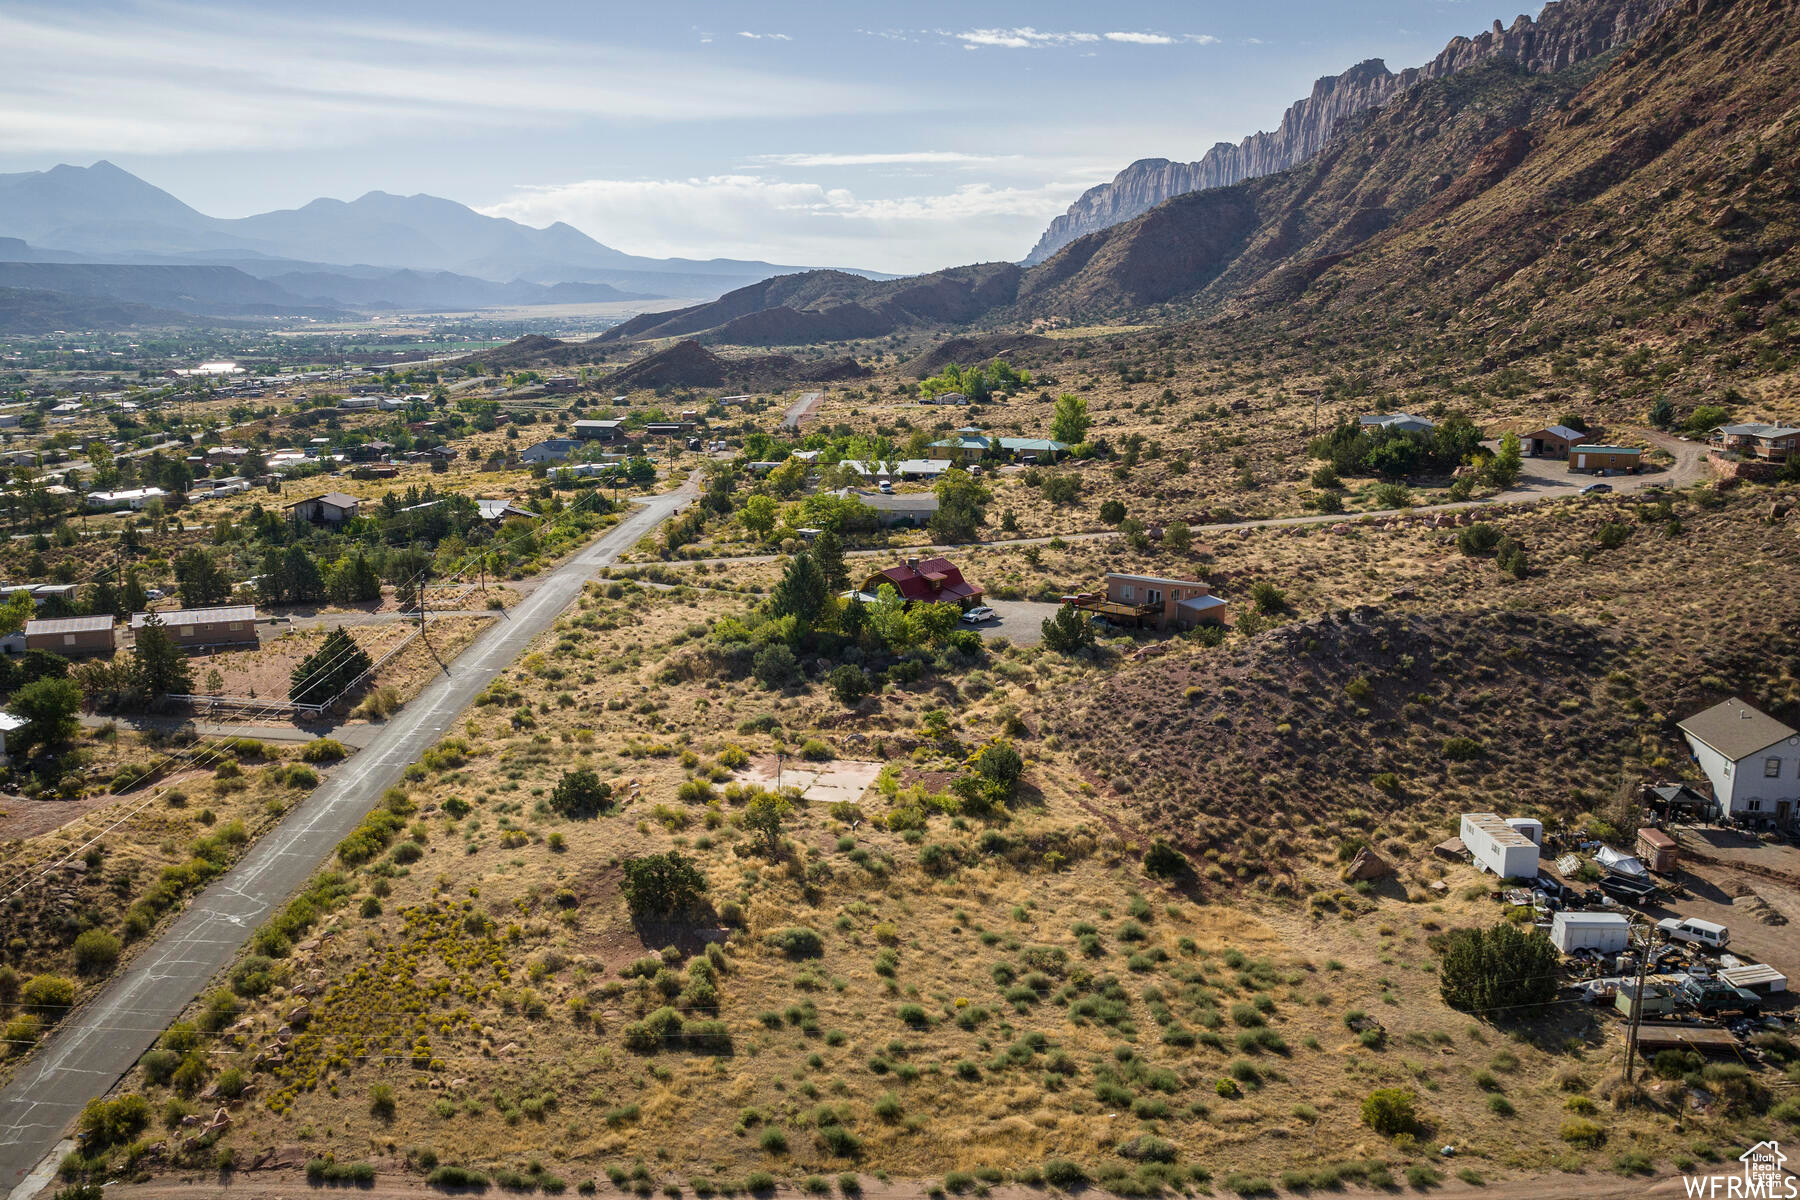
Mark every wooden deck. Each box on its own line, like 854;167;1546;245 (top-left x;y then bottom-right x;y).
1068;597;1159;626
1630;1023;1743;1054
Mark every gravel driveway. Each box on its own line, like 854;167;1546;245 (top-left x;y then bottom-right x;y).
967;599;1063;646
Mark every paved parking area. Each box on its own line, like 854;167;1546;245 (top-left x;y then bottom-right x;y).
967;599;1063;646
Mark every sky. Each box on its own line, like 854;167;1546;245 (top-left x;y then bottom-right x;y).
0;1;1527;274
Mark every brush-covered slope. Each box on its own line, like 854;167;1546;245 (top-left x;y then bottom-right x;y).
1020;0;1800;394
598;264;1022;346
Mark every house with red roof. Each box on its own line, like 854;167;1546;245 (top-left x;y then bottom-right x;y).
859;557;983;609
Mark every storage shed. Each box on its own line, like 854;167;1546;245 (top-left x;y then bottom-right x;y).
1460;812;1541;879
1719;964;1787;995
1551;911;1630;954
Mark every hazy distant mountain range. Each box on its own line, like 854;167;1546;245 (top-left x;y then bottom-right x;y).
0;162;887;324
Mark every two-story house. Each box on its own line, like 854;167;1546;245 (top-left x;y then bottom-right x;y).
1678;698;1800;828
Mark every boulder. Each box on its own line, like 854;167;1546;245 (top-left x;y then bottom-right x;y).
1343;847;1395;882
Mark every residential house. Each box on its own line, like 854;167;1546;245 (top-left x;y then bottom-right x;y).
1359;413;1436;434
521;437;581;464
1070;573;1227;630
574;419;626;442
1568;444;1641;474
379;395;411;411
85;487;167;511
348;441;395;462
0;413;20;429
131;605;259;648
1711;423;1800;462
24;614;116;656
284;492;361;524
644;421;695;436
1520;424;1586;459
841;488;939;528
338;396;380;411
860;557;983;608
1678;698;1800;828
926;429;1070;465
477;499;535;521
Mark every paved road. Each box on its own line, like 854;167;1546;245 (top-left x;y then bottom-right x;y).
75;714;382;750
782;391;822;432
641;432;1707;570
0;483;697;1194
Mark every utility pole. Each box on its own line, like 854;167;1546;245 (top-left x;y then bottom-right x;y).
1622;916;1652;1086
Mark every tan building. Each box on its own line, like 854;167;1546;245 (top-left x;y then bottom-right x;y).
24;614;116;656
1068;573;1226;631
1520;424;1585;459
1568;445;1641;474
1711;423;1800;462
131;605;259;648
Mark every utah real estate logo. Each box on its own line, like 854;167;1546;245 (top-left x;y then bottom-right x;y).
1683;1141;1794;1198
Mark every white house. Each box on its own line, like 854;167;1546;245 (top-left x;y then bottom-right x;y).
1678;698;1800;828
1359;413;1436;434
85;487;168;511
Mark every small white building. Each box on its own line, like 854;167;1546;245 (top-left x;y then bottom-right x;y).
1460;812;1540;879
1550;911;1630;955
1678;698;1800;828
0;710;25;760
85;487;168;511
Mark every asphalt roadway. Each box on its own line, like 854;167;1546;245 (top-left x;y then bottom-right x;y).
0;481;695;1194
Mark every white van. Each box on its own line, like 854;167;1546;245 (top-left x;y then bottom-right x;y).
1656;916;1729;951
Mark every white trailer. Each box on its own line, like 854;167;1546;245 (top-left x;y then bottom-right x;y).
1551;911;1630;954
1460;812;1541;879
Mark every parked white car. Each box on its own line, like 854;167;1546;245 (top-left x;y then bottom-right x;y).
960;605;996;624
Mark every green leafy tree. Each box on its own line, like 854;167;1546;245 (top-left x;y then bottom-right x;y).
1361;1088;1418;1137
132;611;192;697
283;544;326;604
289;626;373;704
1484;432;1523;488
328;551;383;605
1438;923;1559;1013
740;494;777;538
121;568;148;616
620;851;708;917
742;791;791;856
1050;393;1090;445
767;456;807;498
10;676;83;753
0;589;35;636
550;767;613;818
1162;522;1191;553
930;469;991;543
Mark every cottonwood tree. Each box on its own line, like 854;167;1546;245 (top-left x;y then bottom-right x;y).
620;851;708;918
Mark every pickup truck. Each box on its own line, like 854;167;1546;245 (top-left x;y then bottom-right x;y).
1677;977;1761;1017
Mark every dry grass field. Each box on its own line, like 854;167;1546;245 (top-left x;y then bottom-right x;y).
66;470;1798;1195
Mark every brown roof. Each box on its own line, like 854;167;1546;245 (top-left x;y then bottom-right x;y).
285;491;361;510
25;615;115;636
1678;698;1798;761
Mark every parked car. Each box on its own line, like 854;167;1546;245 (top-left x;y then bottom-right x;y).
877;480;893;494
1580;482;1613;495
960;606;996;625
1677;977;1760;1017
1657;916;1730;951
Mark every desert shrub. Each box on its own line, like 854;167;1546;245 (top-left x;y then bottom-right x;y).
77;1094;150;1149
801;739;833;762
1560;1118;1606;1148
302;738;349;763
1596;522;1631;550
1361;1088;1417;1137
1457;524;1501;556
766;927;824;958
427;1165;488;1188
22;974;76;1012
1143;839;1188;877
1441;737;1485;761
1042;1160;1086;1188
829;666;870;706
754;645;799;688
72;929;121;976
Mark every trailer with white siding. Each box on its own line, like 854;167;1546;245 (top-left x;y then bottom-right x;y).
1551;911;1630;954
1460;812;1541;879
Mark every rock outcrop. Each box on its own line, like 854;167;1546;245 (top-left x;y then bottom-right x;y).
1022;0;1677;263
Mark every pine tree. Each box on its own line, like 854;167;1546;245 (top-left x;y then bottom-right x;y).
132;612;193;698
767;551;828;631
812;529;849;593
290;627;373;704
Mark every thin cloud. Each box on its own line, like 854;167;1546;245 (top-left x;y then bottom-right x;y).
948;27;1213;50
0;2;892;155
749;151;1009;168
736;31;792;41
480;174;1095;274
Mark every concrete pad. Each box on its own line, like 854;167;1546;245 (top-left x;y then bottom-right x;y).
737;757;883;805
